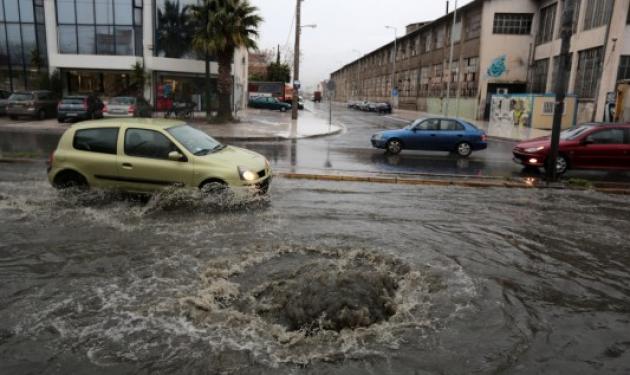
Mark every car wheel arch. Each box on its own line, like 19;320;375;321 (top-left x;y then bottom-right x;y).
198;177;228;189
52;169;89;188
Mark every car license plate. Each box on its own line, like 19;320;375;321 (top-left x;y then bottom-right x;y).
66;113;78;117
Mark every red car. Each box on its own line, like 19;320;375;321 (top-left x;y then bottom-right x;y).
513;123;630;174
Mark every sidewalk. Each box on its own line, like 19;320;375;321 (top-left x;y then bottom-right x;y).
0;108;344;141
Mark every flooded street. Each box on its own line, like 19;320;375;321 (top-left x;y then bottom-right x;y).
1;162;630;374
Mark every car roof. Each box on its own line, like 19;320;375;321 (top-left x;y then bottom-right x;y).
70;118;187;130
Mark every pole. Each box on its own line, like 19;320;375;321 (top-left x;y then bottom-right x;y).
445;0;457;116
546;0;576;183
291;0;301;120
329;92;332;129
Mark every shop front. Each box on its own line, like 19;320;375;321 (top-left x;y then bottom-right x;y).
155;71;225;112
62;69;133;99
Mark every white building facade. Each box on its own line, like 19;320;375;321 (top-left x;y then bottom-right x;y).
0;0;248;112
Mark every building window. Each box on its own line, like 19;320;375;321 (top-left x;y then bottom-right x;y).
575;47;603;98
583;0;614;30
0;0;48;91
493;13;533;34
465;9;482;39
571;0;581;34
55;0;142;56
618;56;630;81
435;26;445;49
530;59;549;93
536;3;557;45
461;57;478;97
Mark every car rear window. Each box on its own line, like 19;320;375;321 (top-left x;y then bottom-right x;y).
9;93;33;101
73;128;119;155
109;97;135;105
62;97;86;104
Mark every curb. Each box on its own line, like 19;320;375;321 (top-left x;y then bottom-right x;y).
215;123;345;142
276;172;630;195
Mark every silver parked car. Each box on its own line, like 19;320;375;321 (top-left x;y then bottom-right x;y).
0;90;11;115
104;96;152;118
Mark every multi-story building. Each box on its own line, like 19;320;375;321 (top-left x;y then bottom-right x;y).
331;0;630;123
0;0;249;112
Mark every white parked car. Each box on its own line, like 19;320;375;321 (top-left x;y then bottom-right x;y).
104;96;152;118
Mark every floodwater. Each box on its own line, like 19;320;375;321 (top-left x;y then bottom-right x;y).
1;163;630;374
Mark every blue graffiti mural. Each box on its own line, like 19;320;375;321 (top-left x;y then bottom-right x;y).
487;55;507;78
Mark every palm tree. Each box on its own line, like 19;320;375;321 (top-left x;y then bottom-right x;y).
157;0;193;59
130;62;148;99
191;0;262;122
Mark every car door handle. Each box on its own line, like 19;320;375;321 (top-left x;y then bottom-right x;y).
122;163;133;170
430;134;436;137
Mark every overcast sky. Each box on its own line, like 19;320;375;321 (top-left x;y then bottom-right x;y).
249;0;475;90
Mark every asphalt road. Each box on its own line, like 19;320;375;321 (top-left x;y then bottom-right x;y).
230;103;630;183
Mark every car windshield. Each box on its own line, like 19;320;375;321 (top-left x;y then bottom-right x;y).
406;117;428;129
561;125;594;140
109;97;135;105
9;93;33;101
167;125;225;156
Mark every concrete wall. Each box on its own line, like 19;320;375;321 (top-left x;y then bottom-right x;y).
478;0;539;117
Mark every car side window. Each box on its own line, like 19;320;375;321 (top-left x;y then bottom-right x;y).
586;129;625;145
440;120;465;131
416;119;440;131
125;128;178;160
73;128;119;155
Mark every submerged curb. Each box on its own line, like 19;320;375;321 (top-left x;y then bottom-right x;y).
276;172;630;195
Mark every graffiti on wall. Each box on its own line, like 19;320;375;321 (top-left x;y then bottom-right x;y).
487;55;507;78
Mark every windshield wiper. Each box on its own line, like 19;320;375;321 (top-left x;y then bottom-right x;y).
194;148;213;156
212;144;226;152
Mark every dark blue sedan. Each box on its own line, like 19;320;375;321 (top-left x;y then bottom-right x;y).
371;117;488;157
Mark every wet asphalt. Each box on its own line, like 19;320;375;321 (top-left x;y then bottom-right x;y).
1;162;630;374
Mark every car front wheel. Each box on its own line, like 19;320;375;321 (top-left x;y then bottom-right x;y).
280;107;287;112
456;142;472;158
386;139;402;155
552;155;569;175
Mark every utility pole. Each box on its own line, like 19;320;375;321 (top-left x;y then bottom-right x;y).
444;0;457;116
385;26;398;106
291;0;302;120
547;0;576;182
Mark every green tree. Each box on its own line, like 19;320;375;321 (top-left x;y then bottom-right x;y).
266;62;291;83
191;0;262;123
157;0;192;58
130;62;149;99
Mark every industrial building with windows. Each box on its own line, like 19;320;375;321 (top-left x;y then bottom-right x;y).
0;0;248;111
330;0;630;123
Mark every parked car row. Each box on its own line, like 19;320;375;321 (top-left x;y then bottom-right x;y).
0;90;152;123
248;96;304;112
371;115;630;174
348;100;392;114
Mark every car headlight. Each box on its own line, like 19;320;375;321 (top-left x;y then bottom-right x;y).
238;166;258;181
525;146;545;153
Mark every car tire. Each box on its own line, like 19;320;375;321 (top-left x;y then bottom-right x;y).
456;142;473;158
280;107;287;112
37;109;46;120
200;180;229;195
53;170;88;190
386;139;403;155
57;117;65;123
550;154;569;175
9;115;18;120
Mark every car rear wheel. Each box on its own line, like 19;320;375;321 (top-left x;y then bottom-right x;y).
280;107;287;112
53;171;88;190
456;142;472;158
37;109;46;120
9;115;18;120
386;139;402;155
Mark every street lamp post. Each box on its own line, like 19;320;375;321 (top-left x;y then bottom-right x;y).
385;26;397;107
291;0;316;120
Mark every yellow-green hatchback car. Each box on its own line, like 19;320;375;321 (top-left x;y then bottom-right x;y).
47;118;272;194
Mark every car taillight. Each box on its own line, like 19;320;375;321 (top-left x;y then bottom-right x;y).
103;104;109;113
128;105;136;114
57;102;61;110
481;134;487;142
83;98;88;110
47;150;55;168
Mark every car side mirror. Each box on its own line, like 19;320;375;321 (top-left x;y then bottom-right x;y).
168;151;185;161
581;138;593;146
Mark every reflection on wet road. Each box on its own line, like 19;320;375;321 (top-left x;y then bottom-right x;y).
1;162;630;374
